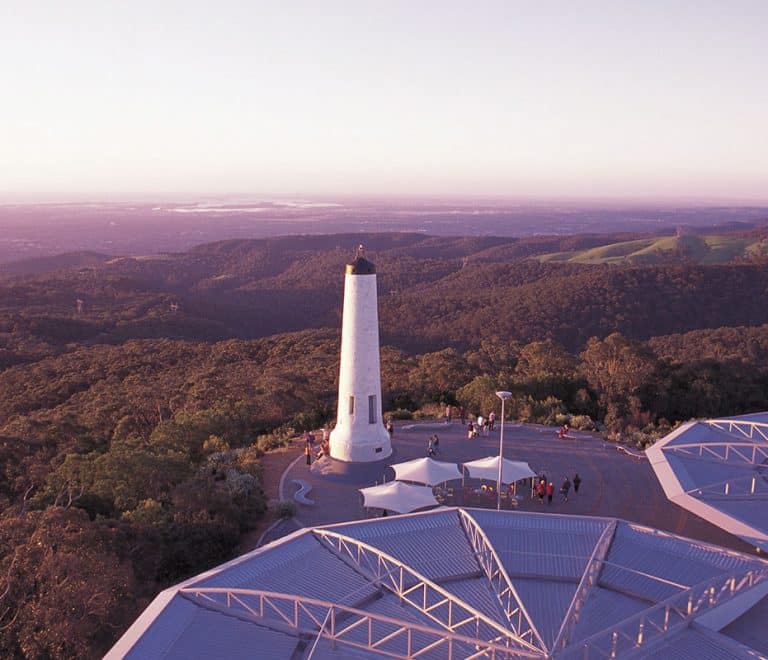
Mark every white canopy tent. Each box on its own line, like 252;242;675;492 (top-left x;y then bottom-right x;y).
463;457;536;484
359;481;439;513
390;457;463;486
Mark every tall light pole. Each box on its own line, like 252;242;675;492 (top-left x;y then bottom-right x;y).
495;391;512;510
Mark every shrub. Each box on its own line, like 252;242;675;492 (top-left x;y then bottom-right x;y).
412;403;444;419
276;500;296;519
570;415;595;431
254;426;295;454
553;413;571;427
203;434;230;454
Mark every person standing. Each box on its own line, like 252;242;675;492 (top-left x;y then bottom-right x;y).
560;476;571;502
488;411;496;431
467;421;475;439
536;480;545;503
573;473;582;494
546;482;554;504
427;436;436;456
386;419;394;438
459;406;466;425
445;405;452;423
433;434;440;454
304;442;312;466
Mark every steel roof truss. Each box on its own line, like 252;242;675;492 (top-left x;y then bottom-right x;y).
312;528;542;655
180;587;536;659
561;567;768;658
458;509;548;653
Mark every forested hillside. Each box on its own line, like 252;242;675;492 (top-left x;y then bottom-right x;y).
2;229;768;656
3;229;768;363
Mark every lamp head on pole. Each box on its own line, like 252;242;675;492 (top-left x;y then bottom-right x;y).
495;391;512;401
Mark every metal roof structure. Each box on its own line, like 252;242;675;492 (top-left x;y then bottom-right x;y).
108;508;768;659
646;413;768;552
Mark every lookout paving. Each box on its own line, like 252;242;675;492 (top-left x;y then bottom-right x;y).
281;420;756;554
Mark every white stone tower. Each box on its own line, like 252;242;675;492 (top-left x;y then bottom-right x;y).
329;246;392;462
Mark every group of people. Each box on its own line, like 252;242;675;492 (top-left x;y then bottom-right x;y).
535;472;582;504
304;428;330;464
446;405;497;431
465;411;496;439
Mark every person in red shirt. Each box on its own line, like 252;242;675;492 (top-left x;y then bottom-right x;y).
546;482;554;504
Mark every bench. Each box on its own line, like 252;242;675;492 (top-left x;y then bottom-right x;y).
616;445;647;461
292;479;315;505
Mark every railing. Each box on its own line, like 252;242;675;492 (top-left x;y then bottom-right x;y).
558;568;768;659
312;528;543;656
180;587;533;659
687;473;768;499
666;441;768;466
457;509;547;653
552;520;617;652
706;419;768;446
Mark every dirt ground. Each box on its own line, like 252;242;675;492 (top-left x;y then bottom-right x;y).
237;438;303;553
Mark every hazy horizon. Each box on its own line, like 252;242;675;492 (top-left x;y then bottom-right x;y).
2;192;768;207
2;1;767;201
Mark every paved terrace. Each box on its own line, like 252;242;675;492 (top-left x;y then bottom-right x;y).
280;420;757;554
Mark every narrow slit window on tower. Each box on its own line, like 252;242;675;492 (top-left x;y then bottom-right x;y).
368;395;377;424
349;395;355;416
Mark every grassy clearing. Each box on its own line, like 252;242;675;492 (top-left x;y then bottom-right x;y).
538;234;766;265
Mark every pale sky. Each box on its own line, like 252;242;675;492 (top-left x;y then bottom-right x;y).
1;1;767;201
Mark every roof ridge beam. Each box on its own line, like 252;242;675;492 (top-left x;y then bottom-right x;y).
457;508;548;653
552;519;617;652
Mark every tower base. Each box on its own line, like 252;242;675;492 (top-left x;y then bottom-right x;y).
329;426;392;463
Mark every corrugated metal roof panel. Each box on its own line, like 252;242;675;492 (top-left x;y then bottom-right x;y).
328;510;478;580
193;533;377;605
125;597;300;659
466;509;610;536
637;628;746;660
466;510;606;580
442;577;509;628
329;509;461;538
123;596;198;659
723;412;768;424
607;523;761;586
111;508;768;660
599;562;681;603
650;415;768;553
666;453;754;488
307;639;383;659
570;587;648;642
344;593;478;660
512;578;576;650
663;422;741;448
711;499;768;538
721;593;768;654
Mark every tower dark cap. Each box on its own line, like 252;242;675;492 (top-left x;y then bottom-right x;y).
346;244;376;274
